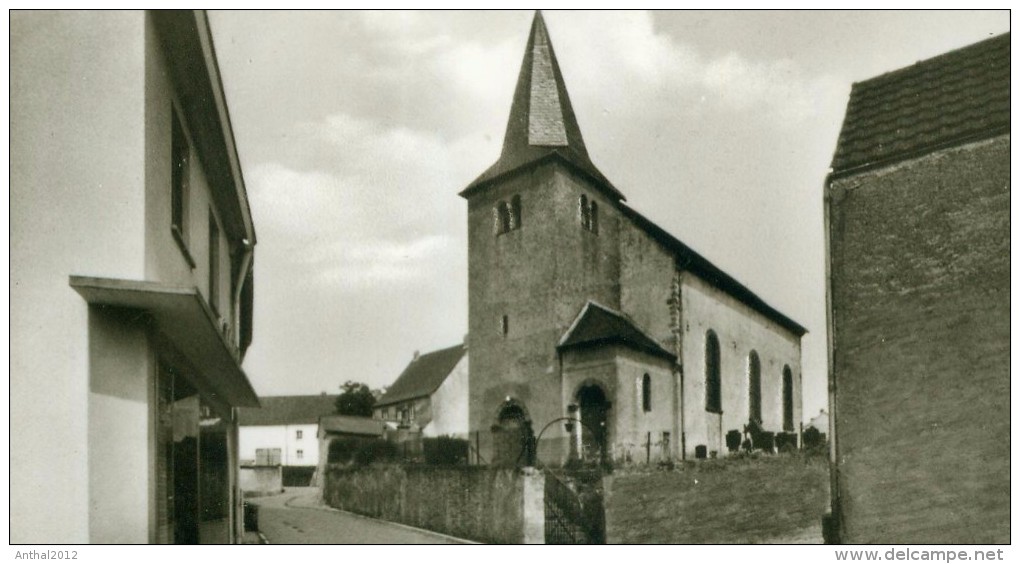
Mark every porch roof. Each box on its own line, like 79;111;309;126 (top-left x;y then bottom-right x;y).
70;275;260;408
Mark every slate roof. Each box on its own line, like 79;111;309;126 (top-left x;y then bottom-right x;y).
460;11;624;202
319;414;385;437
238;394;338;426
375;344;467;407
831;33;1009;177
558;301;676;360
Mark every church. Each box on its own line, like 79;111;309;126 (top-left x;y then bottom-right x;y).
458;12;805;466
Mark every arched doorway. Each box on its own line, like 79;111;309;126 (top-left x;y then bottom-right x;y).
493;400;535;467
576;385;610;465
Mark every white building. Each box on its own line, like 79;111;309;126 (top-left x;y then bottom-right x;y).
238;395;339;468
11;10;259;543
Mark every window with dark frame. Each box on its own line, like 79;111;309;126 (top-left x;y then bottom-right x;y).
208;211;220;314
296;430;303;440
171;107;193;266
500;314;509;337
642;373;652;412
705;331;721;413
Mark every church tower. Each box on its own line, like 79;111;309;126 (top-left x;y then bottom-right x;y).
460;12;628;464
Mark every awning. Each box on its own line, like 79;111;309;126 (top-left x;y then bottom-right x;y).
70;276;260;407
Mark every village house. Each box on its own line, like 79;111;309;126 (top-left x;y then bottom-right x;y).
462;12;805;466
238;394;338;470
373;344;470;438
11;10;259;543
826;33;1009;543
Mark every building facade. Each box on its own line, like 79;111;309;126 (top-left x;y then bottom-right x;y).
826;34;1009;543
11;11;258;544
374;344;469;438
461;13;804;466
238;394;339;468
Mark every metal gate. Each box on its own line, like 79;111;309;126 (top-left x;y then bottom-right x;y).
543;468;605;544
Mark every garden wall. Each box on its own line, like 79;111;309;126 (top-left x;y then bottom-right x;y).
322;465;544;544
605;453;828;544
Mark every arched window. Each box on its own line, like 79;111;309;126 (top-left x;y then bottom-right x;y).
579;194;590;229
782;366;794;431
589;201;599;234
748;351;762;424
511;195;522;230
641;373;652;412
497;201;512;234
705;331;721;413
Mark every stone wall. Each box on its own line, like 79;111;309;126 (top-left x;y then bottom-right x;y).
323;465;545;544
239;465;282;497
828;135;1010;543
605;454;828;544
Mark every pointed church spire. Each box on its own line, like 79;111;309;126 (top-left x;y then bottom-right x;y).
461;11;624;201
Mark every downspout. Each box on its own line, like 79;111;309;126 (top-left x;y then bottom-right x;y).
823;172;842;543
232;238;254;350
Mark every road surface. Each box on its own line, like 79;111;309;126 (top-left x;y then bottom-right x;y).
246;487;467;544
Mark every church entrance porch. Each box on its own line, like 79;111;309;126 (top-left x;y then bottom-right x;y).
575;384;611;466
491;400;536;467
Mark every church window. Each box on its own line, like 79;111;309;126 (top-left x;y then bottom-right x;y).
494;197;522;235
705;331;721;413
782;366;794;431
578;194;599;234
748;351;762;424
641;373;652;412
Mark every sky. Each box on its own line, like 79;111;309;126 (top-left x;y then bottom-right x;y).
208;10;1009;422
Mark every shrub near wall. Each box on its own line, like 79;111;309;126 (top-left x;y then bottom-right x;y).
323;464;526;544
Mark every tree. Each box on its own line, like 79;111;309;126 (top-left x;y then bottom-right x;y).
335;381;375;416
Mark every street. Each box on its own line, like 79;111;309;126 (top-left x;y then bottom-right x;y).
246;487;468;544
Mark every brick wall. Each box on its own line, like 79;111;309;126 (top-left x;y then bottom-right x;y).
828;135;1010;543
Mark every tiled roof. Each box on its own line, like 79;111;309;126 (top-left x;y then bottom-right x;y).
318;414;385;437
460;11;624;202
558;301;676;360
831;33;1009;176
375;344;467;407
238;394;338;426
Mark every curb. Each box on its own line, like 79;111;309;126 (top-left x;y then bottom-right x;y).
284;493;479;544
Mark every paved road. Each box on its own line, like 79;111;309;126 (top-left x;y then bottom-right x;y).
247;487;466;544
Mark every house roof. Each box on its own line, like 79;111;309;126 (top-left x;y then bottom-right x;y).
558;301;676;361
460;11;624;202
618;204;808;337
830;33;1009;177
375;344;467;407
319;414;385;437
238;394;338;426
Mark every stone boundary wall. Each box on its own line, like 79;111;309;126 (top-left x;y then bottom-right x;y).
605;454;828;544
323;464;545;544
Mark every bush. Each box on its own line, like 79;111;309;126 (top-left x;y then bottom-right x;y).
757;431;775;453
353;439;400;466
775;432;798;453
422;436;470;465
803;427;826;451
328;438;361;464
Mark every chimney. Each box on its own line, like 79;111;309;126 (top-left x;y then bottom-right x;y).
413;350;420;361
